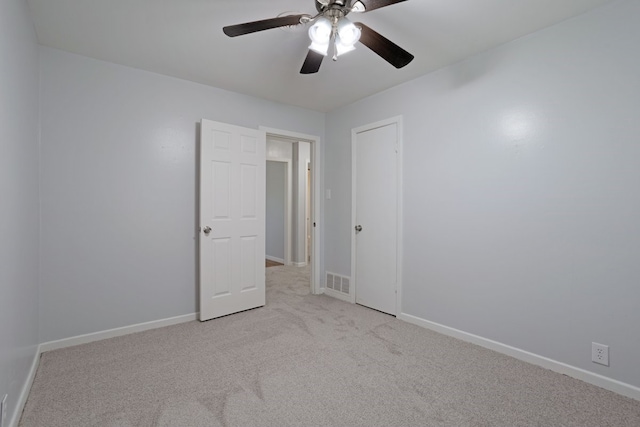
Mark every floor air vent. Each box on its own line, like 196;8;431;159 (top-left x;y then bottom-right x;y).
326;272;350;295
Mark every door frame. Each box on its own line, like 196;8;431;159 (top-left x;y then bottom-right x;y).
350;116;404;315
260;126;322;295
266;157;292;266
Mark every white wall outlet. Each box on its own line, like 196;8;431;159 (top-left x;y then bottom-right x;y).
0;394;7;427
592;342;609;366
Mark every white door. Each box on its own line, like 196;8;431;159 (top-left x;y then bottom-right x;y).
353;121;399;315
199;119;266;321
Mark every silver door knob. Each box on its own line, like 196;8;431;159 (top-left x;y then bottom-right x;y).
355;225;362;233
203;226;212;235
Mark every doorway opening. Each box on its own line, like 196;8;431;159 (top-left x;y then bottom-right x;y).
261;127;321;295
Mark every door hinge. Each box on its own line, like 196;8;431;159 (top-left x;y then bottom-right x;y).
313;222;316;227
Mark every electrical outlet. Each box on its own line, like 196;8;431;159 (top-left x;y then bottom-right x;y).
592;342;609;366
1;394;7;427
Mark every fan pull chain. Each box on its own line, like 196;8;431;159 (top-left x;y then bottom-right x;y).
331;31;338;61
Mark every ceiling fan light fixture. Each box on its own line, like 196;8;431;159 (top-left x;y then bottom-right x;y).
308;16;332;56
309;40;330;56
308;17;332;44
335;34;356;57
337;18;361;46
351;1;366;13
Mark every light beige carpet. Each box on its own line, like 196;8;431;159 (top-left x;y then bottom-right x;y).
20;265;640;426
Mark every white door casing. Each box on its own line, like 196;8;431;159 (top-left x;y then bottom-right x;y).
351;117;403;316
306;163;311;263
199;119;266;321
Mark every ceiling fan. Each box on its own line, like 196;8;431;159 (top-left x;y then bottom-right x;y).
223;0;414;74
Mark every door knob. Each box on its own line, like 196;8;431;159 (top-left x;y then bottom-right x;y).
355;225;362;233
203;226;212;235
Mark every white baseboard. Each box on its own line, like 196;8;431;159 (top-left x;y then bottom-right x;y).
323;287;352;303
292;261;307;267
39;313;197;353
398;312;640;401
9;348;40;427
265;255;285;264
10;313;197;426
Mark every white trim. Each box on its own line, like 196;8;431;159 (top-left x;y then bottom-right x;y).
351;130;357;305
266;157;292;265
324;287;353;303
260;127;322;295
396;120;404;317
305;160;311;265
265;255;285;264
292;261;308;267
350;116;404;314
9;348;40;427
398;312;640;401
39;313;197;353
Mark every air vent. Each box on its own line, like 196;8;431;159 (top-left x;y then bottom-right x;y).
326;272;350;295
326;273;335;290
341;277;350;294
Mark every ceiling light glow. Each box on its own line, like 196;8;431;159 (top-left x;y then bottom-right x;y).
308;17;332;55
337;19;361;46
335;34;356;56
309;17;331;43
351;1;366;13
308;17;361;58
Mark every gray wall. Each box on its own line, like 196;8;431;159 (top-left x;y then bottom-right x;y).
266;161;286;261
0;0;41;423
38;47;325;342
325;0;640;388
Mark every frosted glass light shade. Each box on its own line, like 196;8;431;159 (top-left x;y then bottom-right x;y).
309;17;331;44
335;34;356;56
308;17;332;56
351;1;366;13
309;40;330;55
337;18;361;46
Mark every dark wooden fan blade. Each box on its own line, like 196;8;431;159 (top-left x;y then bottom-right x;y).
223;15;305;37
300;50;325;74
356;22;414;68
356;0;408;13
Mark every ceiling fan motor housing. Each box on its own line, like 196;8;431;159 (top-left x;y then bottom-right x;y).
316;0;352;15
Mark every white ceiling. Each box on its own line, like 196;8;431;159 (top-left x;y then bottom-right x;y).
27;0;616;112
